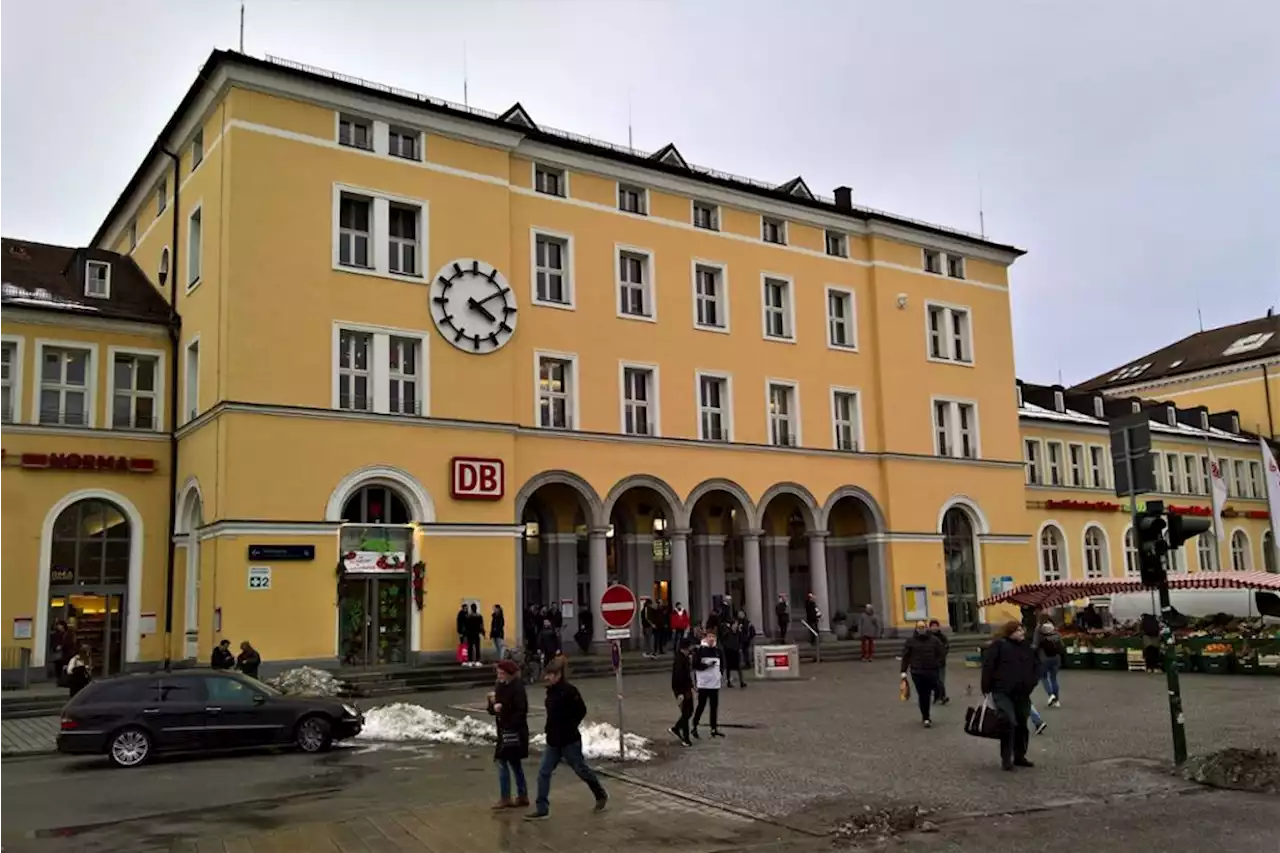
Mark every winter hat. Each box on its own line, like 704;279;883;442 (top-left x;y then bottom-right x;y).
1040;622;1057;634
496;660;519;675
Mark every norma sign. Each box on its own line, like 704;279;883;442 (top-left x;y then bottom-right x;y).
248;566;272;590
3;451;155;473
247;544;315;561
600;584;638;630
451;457;504;500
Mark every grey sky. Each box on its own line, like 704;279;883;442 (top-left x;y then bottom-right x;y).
3;0;1277;384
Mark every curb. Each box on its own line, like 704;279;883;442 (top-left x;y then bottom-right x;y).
1;747;57;759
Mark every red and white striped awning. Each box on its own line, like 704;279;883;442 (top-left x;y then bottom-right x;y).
978;572;1280;609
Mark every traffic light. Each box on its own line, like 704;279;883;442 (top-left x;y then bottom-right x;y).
1136;501;1168;587
1167;513;1212;550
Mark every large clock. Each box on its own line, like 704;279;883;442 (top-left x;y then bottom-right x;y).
429;259;518;354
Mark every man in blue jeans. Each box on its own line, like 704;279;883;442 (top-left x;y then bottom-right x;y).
525;656;608;820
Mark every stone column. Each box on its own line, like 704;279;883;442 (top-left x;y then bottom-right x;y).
588;528;609;646
743;529;764;631
696;534;728;605
762;535;790;639
808;531;833;637
623;533;655;643
670;529;691;617
545;533;579;608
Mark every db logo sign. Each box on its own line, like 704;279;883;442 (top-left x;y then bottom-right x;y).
451;457;504;500
765;654;790;670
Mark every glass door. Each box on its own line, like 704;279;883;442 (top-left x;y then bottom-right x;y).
339;577;410;666
50;593;125;676
374;577;409;664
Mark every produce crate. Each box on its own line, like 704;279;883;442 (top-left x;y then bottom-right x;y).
1126;650;1146;672
1092;647;1127;670
1064;646;1093;669
1197;653;1235;675
1255;654;1280;675
963;653;982;669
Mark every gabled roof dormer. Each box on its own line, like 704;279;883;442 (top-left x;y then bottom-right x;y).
498;102;537;130
776;176;814;200
648;143;689;170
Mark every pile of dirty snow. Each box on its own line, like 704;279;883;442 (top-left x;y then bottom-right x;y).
356;702;652;761
1180;747;1279;794
268;666;343;697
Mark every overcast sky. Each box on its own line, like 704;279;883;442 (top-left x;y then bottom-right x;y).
3;0;1277;384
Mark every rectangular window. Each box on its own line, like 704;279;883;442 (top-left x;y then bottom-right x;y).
934;399;977;459
692;202;719;231
339;194;372;269
923;249;942;274
111;352;158;430
1249;461;1263;499
538;356;574;429
761;216;786;245
768;382;798;447
39;346;91;426
184;340;199;422
946;253;965;279
535;165;565;197
337;330;373;412
826;288;856;349
186;207;202;287
1200;456;1211;494
698;374;730;441
85;261;110;299
388;127;420;161
832;390;860;451
1221;458;1233;496
694;264;726;329
1233;460;1247;498
618;184;647;215
824;230;848;258
1151;452;1165;490
1025;439;1042;484
1165;453;1180;494
338;115;372;150
1;341;17;423
157;178;167;216
617;250;652;318
621;366;655;436
926;303;972;363
387;204;420;275
1047;442;1063;486
763;276;793;340
534;233;571;306
1090;445;1107;488
191;129;204;169
1184;455;1198;495
387;336;420;415
1068;443;1085;487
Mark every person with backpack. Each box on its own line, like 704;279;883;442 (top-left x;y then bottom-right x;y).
525;656;608;820
1036;621;1064;707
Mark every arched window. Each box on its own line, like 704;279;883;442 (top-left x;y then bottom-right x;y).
1123;527;1139;576
341;485;410;524
50;499;131;585
1230;530;1251;572
941;507;979;632
1265;530;1277;574
1039;525;1065;581
1197;532;1219;572
1083;526;1107;578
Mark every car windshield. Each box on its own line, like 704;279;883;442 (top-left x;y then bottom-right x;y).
233;673;281;696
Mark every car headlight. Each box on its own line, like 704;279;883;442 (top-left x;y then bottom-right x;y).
342;703;359;717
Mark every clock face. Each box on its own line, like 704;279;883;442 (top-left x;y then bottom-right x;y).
429;259;518;354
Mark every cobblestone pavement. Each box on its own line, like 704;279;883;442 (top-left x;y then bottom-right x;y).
2;716;59;755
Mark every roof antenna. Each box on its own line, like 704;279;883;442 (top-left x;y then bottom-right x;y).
1197;299;1204;333
1057;364;1063;385
239;1;245;53
978;172;986;239
627;88;634;152
463;42;469;107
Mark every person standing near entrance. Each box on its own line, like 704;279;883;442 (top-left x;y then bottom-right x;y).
640;598;656;658
211;639;235;670
488;659;529;809
457;603;470;661
735;610;756;688
50;620;76;684
981;621;1040;771
691;631;725;739
775;595;790;642
857;604;882;662
928;619;951;704
525;656;608;820
656;601;671;655
670;602;691;653
803;593;822;646
669;637;695;747
65;645;92;697
236;641;262;679
465;603;486;668
900;621;946;727
491;604;507;661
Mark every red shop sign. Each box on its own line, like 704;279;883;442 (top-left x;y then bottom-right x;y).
9;451;155;473
450;457;504;500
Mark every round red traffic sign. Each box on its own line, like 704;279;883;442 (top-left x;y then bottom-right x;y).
600;584;638;630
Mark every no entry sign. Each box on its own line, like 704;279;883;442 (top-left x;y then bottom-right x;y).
600;584;638;630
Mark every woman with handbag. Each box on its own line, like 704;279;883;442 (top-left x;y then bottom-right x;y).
488;660;530;809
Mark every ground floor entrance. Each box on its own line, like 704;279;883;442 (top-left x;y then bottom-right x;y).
338;575;411;666
48;590;126;676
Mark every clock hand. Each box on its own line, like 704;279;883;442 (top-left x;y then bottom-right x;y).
467;297;497;323
475;287;510;306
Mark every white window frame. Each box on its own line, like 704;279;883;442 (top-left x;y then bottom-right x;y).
1230;529;1251;571
531;228;575;310
1249;461;1263;499
922;248;943;275
387;126;424;161
694;369;734;442
1184;454;1199;495
337;191;374;270
925;301;974;365
191;128;204;169
1197;531;1219;572
335;328;374;413
1123;527;1139;576
337;113;374;150
691;259;730;333
32;339;98;428
617;182;649;216
945;253;966;280
830;386;863;452
106;346;166;432
1083;525;1108;579
1068;443;1085;487
1024;438;1043;485
533;163;569;197
156;177;167;216
1200;456;1212;495
1151;451;1165;491
332;183;429;282
615;244;656;322
765;378;801;448
825;286;857;351
330;322;430;417
691;200;720;231
1089;444;1109;489
1233;460;1247;498
618;360;661;437
1165;453;1180;494
183;335;201;425
1039;523;1067;581
761;273;796;342
387;202;422;277
534;350;579;430
1046;440;1064;486
824;230;848;258
1;334;26;424
931;396;980;459
186;203;203;291
85;260;111;299
761;216;787;245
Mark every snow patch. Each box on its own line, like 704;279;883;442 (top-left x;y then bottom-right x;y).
268;666;343;697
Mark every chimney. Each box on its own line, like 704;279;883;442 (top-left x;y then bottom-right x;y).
833;186;853;209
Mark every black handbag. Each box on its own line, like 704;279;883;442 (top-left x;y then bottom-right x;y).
497;728;523;758
964;696;1006;740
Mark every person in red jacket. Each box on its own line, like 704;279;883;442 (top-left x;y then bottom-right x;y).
670;602;691;654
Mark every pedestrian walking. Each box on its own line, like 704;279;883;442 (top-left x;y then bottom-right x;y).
857;604;882;661
574;609;592;655
525;656;608;820
462;603;485;667
65;645;92;697
641;598;656;658
1036;621;1064;706
488;659;530;809
720;614;742;687
669;637;696;746
1030;701;1048;735
491;604;507;661
928;618;951;704
981;621;1040;771
735;610;756;688
236;640;262;679
537;618;562;667
211;639;235;670
670;602;691;653
804;593;821;645
900;621;947;727
775;595;790;642
656;601;671;655
49;620;76;684
691;632;725;739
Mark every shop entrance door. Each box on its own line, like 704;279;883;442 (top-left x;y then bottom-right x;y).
338;576;410;667
49;592;126;676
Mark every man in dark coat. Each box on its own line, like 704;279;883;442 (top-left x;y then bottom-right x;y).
900;621;947;726
803;593;821;645
774;595;790;642
236;641;262;680
669;637;695;746
928;618;951;703
457;604;470;652
465;603;485;668
537;618;562;666
525;657;607;820
211;639;235;670
982;621;1041;771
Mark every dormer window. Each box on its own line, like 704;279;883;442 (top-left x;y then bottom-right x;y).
1166;406;1176;426
85;260;111;299
1231;415;1240;432
1223;332;1274;356
1131;401;1141;414
1199;411;1209;431
1053;391;1064;412
1093;397;1104;418
1016;384;1024;408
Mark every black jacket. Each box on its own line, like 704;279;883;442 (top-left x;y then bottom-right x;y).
929;629;950;659
981;637;1040;697
489;679;529;759
537;626;561;662
456;609;469;638
775;601;790;622
804;599;820;626
671;652;694;696
901;632;947;674
465;612;485;641
1037;632;1064;660
543;680;588;747
491;610;506;640
210;646;235;670
236;648;261;679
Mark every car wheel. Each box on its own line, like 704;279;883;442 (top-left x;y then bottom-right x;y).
295;715;333;753
108;727;152;768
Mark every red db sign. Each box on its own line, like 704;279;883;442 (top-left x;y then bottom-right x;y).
451;457;504;500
